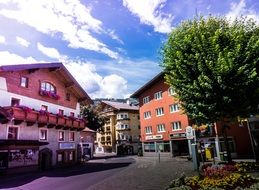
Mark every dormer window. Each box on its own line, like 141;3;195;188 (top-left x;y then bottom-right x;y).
39;82;60;100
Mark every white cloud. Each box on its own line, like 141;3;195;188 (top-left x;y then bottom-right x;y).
0;35;6;44
0;0;118;59
107;29;124;45
16;36;30;47
0;51;37;65
122;0;174;33
37;43;62;59
226;0;259;23
64;61;128;99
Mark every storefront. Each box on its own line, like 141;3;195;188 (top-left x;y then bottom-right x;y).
170;133;189;157
56;142;77;166
0;140;48;173
143;135;171;157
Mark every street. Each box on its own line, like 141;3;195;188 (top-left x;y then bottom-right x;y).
0;156;195;190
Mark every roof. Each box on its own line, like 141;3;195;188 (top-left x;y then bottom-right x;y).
0;62;93;104
101;100;139;111
82;127;96;133
130;72;164;98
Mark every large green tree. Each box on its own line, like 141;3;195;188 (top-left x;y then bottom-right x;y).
162;16;259;124
81;104;106;131
161;16;259;162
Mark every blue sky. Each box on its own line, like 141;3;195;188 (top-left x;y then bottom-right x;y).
0;0;258;99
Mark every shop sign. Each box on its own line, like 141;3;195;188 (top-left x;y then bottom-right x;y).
59;142;76;149
186;126;194;139
170;133;186;139
145;135;163;140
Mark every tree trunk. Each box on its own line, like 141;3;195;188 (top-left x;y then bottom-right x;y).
222;124;232;163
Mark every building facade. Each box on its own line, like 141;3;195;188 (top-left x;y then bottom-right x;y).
0;63;92;173
131;72;253;160
95;100;140;155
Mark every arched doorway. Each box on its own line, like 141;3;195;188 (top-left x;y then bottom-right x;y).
39;148;52;170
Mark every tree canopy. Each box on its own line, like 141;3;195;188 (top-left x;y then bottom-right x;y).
161;16;259;124
81;104;106;131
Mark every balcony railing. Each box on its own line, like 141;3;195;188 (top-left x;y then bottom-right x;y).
4;106;87;131
116;127;131;131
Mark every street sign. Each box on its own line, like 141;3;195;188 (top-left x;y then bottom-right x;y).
186;126;194;140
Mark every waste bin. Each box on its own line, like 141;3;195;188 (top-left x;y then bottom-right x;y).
205;148;212;160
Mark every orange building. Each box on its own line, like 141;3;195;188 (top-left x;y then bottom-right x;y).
131;72;253;159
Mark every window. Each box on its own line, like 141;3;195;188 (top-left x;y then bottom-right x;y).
169;104;180;113
58;131;65;141
155;107;164;116
171;121;181;131
118;124;129;130
154;91;162;100
157;124;165;132
8;126;18;140
143;96;150;104
168;87;176;96
20;77;28;88
70;112;75;117
145;126;152;134
58;109;64;116
117;113;128;119
41;105;48;111
39;129;48;141
144;111;151;119
41;82;56;93
11;98;20;106
157;141;170;152
66;93;71;101
69;132;75;141
144;142;155;152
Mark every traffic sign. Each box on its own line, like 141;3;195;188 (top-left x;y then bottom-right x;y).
186;126;194;139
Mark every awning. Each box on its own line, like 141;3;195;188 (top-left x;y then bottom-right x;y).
0;139;49;146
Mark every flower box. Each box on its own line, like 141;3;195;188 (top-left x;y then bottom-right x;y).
38;111;48;124
12;107;26;121
65;117;73;128
57;116;65;126
26;110;38;122
79;120;86;130
72;119;80;129
48;113;57;127
39;90;60;100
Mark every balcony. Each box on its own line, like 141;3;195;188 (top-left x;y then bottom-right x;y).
4;106;87;131
25;110;38;126
48;113;57;128
116;127;131;131
116;117;130;121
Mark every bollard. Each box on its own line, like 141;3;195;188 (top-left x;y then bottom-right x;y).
191;143;199;171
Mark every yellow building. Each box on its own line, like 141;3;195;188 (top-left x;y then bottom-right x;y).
95;100;140;155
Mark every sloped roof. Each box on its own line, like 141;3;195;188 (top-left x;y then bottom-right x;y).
130;72;164;98
82;126;96;133
0;62;93;104
102;100;139;111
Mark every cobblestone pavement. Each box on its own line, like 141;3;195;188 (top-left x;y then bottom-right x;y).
87;156;197;190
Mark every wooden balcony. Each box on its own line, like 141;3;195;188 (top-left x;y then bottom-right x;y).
48;113;57;128
72;119;80;130
25;110;38;126
11;107;26;125
3;106;87;130
64;117;73;129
